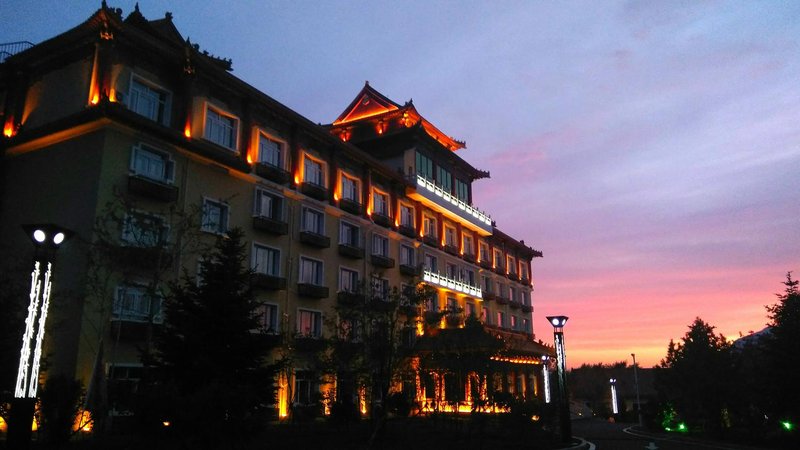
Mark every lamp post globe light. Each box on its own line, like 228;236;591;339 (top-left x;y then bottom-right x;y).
7;224;72;450
546;315;571;443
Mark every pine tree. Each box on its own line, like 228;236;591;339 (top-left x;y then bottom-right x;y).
763;272;800;427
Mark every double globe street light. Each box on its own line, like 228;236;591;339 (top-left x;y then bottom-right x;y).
547;315;571;443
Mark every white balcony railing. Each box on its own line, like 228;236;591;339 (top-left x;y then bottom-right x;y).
416;175;492;227
423;269;482;299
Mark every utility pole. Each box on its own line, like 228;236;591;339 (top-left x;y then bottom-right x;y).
631;353;643;428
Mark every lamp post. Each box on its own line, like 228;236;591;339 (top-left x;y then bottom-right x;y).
547;315;571;443
631;353;643;428
7;224;71;450
541;355;551;404
609;378;619;415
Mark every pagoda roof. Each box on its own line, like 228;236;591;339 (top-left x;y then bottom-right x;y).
332;81;466;152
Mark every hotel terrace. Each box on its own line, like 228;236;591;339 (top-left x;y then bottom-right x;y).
0;4;551;422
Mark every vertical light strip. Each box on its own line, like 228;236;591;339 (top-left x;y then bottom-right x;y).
543;364;551;404
15;261;42;398
28;262;53;397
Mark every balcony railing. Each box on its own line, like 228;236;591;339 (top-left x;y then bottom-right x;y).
414;175;492;230
422;269;482;299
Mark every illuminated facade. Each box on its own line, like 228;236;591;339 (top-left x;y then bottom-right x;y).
0;4;550;420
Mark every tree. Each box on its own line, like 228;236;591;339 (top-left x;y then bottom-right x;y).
145;228;278;445
763;272;800;426
655;317;734;434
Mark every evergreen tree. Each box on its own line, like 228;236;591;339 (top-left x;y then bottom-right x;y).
763;272;800;428
655;317;734;434
147;228;276;443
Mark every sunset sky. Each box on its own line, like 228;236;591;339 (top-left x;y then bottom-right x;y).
3;1;798;368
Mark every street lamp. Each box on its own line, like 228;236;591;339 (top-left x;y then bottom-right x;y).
547;315;571;443
541;355;551;404
7;224;72;450
610;378;619;415
631;353;643;428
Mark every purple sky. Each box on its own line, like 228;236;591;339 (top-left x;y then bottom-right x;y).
3;1;798;368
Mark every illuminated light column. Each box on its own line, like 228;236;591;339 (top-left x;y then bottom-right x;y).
541;355;551;404
610;378;619;415
8;224;71;450
547;315;571;444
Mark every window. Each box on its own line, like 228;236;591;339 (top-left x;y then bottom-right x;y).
481;307;489;324
462;234;474;256
509;286;518;303
400;204;414;228
510;315;518;331
299;257;323;286
130;144;174;183
483;276;492;293
372;234;389;257
256;303;279;334
121;212;168;247
466;302;476;317
520;262;529;280
415;151;433;180
496;311;505;328
446;263;458;279
522;291;531;307
479;242;490;262
465;269;476;286
496;281;505;298
128;78;169;124
424;254;438;272
400;244;415;266
423;215;437;238
446;297;458;311
258;133;283;167
254;188;283;220
301;207;324;234
252;244;280;276
445;226;457;247
371;276;389;301
114;284;162;323
202;198;229;234
493;249;504;270
455;179;469;202
507;256;517;275
340;173;359;202
437;166;452;192
204;105;238;150
107;364;143;414
294;370;319;404
523;318;531;333
339;268;359;293
303;154;326;186
297;309;322;338
339;221;360;247
372;189;389;216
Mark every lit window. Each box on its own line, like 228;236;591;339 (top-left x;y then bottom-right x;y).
400;244;415;266
204;106;238;150
424;254;438;272
340;221;360;246
445;226;457;247
496;311;505;328
258;133;283;167
121;212;168;247
372;189;389;216
415;151;433;180
437;166;452;192
481;307;488;324
303;154;326;186
301;207;324;234
510;315;518;331
298;309;322;338
400;204;414;228
131;144;174;183
252;244;280;276
128;78;170;124
522;318;531;333
201;199;229;234
114;284;162;323
299;257;323;286
371;276;389;301
372;234;389;257
423;215;437;238
341;173;360;202
455;179;469;203
256;303;279;334
339;268;359;293
254;188;283;220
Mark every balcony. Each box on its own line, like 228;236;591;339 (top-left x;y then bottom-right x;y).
339;198;362;215
399;264;421;277
399;225;417;238
462;253;476;264
338;243;365;259
372;212;392;228
255;163;291;184
252;273;287;290
507;271;520;282
479;259;493;270
337;291;365;306
509;299;522;310
422;235;439;247
300;182;329;201
521;304;533;314
252;215;288;235
371;254;395;269
495;296;509;305
422;270;482;299
483;292;496;302
299;231;330;248
128;175;178;202
444;244;459;256
297;283;329;299
111;245;172;270
408;175;492;235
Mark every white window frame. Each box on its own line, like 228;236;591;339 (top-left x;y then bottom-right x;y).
400;244;415;266
130;143;175;184
257;130;285;168
127;75;171;125
256;303;279;334
423;215;437;238
121;211;169;247
340;172;360;202
339;220;360;247
372;188;389;216
299;256;324;286
201;198;229;235
462;234;474;256
113;284;163;323
253;187;284;220
371;276;389;301
203;103;239;151
252;243;281;277
424;253;437;272
339;267;360;293
372;233;389;257
400;203;415;228
302;153;326;187
445;226;457;247
301;206;325;235
297;308;323;338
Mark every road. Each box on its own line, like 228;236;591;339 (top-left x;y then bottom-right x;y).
572;419;764;450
